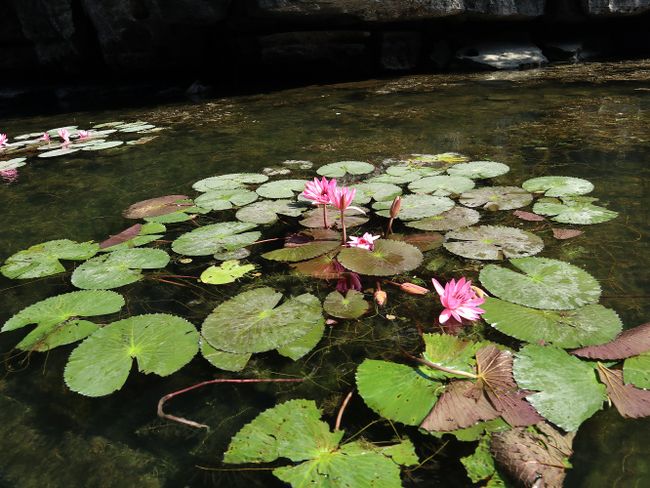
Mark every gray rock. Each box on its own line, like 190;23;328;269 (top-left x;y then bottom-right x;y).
582;0;650;15
456;42;548;70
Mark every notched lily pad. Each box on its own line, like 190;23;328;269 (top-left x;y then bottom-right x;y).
408;175;475;196
446;161;510;179
194;188;258;211
172;222;260;256
337;239;423;276
300;206;368;229
373;194;454;220
444;225;543;261
99;223;165;251
263;240;340;263
200;338;251;372
317;161;374;178
460;186;533;211
323;290;369;319
200;260;255;285
388;232;444;252
406;207;480;232
533;196;618;225
255;179;307;199
352;182;402;205
236;199;306;224
522;176;594;197
192;173;269;192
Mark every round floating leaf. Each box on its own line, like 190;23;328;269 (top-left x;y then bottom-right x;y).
2;290;124;352
123;195;190;219
408;152;469;165
143;204;208;223
282;159;313;169
624;353;650;390
263;241;340;263
99;223;165;251
194;189;258;211
572;323;650;360
522;176;594;197
444;225;543;261
0;158;27;171
172;222;260;256
236;199;306;224
479;257;601;310
406;207;480;232
387;164;444;180
338;239;423;276
420;333;482;380
388;232;443;252
513;345;606;431
447;161;510;179
71;248;170;289
300;206;368;229
513;210;546;222
323;290;369;319
64;314;199;397
316;161;374;178
1;239;99;279
255;179;307;199
92;121;125;129
81;140;124;151
482;298;622;348
356;359;441;426
119;125;155;133
291;253;341;279
533;196;618;225
200;260;255;285
351;182;402;205
373;194;454;220
202;287;323;354
214;248;251;261
192;173;269;192
460;186;533;211
277;320;325;361
200;338;250;372
37;147;80;158
408;175;475;196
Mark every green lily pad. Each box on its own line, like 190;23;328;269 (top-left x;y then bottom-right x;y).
37;147;80;158
316;161;374;178
263;240;340;262
225;399;418;487
338;239;423;276
408;175;475;196
407;152;469;164
200;338;250;372
461;436;498;484
71;248;170;289
142;206;208;224
202;287;323;354
200;260;255;285
356;359;441;426
194;188;258;211
299;206;368;229
420;333;483;380
447;161;510;179
255;179;308;199
214;248;251;261
172;222;260;256
123;195;191;219
64;314;199;397
522;176;594;197
323;290;369;319
81;140;124;151
0;158;27;170
99;222;166;251
387;164;444;180
351;182;402;205
373;194;454;220
1;239;99;279
192;173;269;192
406;206;480;232
460;186;533;211
482;298;622;348
444;225;544;261
479;257;601;310
235;199;306;224
533;197;618;225
276;320;325;361
2;290;124;352
513;345;606;431
624;353;650;389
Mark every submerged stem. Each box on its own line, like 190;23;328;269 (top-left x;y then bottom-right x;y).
334;390;354;431
401;349;478;379
322;204;329;229
340;209;347;244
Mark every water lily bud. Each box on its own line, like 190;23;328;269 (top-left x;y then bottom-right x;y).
399;282;429;295
471;285;487;299
374;289;388;307
390;196;402;219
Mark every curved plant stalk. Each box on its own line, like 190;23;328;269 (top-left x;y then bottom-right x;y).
158;378;304;429
401;348;478;380
322;203;329;229
335;390;354;431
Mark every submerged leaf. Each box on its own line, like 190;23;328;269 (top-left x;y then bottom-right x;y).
522;176;594;197
552;228;583;240
200;260;255;285
373;194;454;220
444;225;543;261
172;222;260;256
263;241;340;262
513;210;545;222
460;186;533;211
406;206;480;232
338;239;423;276
572;323;650;359
533;196;618;225
388;232;444;252
323;290;369;319
123;195;191;219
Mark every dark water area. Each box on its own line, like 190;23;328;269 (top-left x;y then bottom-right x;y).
1;61;649;487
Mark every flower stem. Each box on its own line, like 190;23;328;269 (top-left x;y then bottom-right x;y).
323;204;329;229
334;390;354;431
401;349;478;379
340;209;347;244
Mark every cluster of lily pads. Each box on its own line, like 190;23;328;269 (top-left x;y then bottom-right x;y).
0;121;162;182
2;150;645;487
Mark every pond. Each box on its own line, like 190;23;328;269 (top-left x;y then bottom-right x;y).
1;61;649;487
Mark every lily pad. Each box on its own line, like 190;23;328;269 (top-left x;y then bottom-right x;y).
99;223;165;251
236;199;306;224
214;248;251;261
81;140;124;151
2;290;124;352
479;257;601;310
408;152;469;165
533;196;618;225
420;333;482;380
387;164;444;180
0;158;27;171
356;359;441;426
192;173;269;192
522;176;594;197
255;179;307;199
598;365;650;419
624;353;650;390
276;320;325;361
444;225;544;261
482;298;622;348
408;175;475;196
202;287;323;354
447;161;510;179
194;188;258;211
71;248;170;289
200;338;250;372
513;344;606;431
123;195;191;219
316;161;374;178
172;222;260;256
64;314;199;397
572;323;650;360
388;232;443;252
300;206;368;229
282;159;313;169
1;239;99;279
200;260;255;285
323;290;369;319
406;207;480;232
373;194;455;220
460;186;533;211
263;240;340;262
37;147;80;158
338;239;423;276
143;204;209;224
351;182;402;205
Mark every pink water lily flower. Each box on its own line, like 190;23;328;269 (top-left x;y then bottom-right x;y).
40;132;50;142
302;176;337;205
432;277;485;324
348;233;380;251
329;185;356;211
77;130;91;139
0;168;18;183
0;133;7;147
57;128;70;143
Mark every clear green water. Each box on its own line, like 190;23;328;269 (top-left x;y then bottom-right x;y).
1;63;649;487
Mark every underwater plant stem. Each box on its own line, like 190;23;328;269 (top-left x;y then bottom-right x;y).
340;209;347;244
401;349;478;379
322;204;329;229
335;390;354;431
386;217;395;236
158;378;304;429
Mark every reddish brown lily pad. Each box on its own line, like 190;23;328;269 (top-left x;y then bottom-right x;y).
513;210;545;222
597;364;650;419
572;322;650;360
123;195;190;219
552;228;583;240
100;224;142;249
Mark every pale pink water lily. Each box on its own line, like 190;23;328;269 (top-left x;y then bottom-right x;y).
40;132;51;142
0;133;7;147
329;185;357;243
431;277;485;324
0;168;18;183
57;128;70;143
347;233;380;251
302;176;337;205
77;130;91;139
